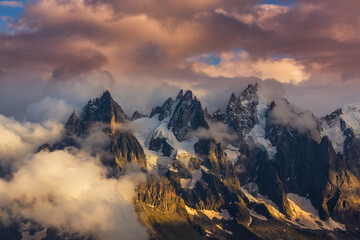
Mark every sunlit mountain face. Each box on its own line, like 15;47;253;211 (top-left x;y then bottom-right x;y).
1;0;360;239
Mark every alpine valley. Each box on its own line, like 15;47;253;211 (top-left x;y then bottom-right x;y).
4;83;360;240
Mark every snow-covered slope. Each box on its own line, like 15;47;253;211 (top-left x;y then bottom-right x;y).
132;115;198;173
245;101;277;159
215;83;277;159
321;104;360;153
242;183;346;231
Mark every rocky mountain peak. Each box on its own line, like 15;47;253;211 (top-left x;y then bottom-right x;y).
149;97;174;121
322;108;344;129
66;110;77;125
83;90;130;124
64;110;81;136
47;90;147;173
131;111;147;121
216;83;260;135
149;89;209;141
228;92;236;107
183;90;192;99
176;89;184;101
168;89;209;141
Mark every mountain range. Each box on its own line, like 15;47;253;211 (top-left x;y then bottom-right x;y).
5;83;360;240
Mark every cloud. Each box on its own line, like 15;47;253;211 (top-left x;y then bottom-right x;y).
0;1;23;7
0;115;148;239
257;79;286;104
0;149;147;240
267;99;321;141
190;50;310;84
194;121;238;145
78;124;112;154
25;97;75;123
1;0;359;81
0;114;64;165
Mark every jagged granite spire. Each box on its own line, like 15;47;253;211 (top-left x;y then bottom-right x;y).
176;89;184;101
83;90;130;123
45;90;147;172
131;111;148;121
149;89;209;141
64;110;81;136
149;97;174;121
168;90;209;141
216;83;260;135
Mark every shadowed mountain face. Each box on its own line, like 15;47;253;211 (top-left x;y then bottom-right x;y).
214;83;259;137
12;85;360;240
150;89;209;141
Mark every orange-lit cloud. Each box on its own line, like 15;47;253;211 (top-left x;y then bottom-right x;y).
190;51;310;84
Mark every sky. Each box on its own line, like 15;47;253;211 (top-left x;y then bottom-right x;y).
0;0;360;121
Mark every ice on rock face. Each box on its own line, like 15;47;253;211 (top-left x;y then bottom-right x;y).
133;116;199;172
224;144;241;165
321;119;346;153
341;104;360;136
215;83;277;159
321;103;360;153
245;102;277;159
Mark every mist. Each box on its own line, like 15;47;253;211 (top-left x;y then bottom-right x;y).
0;114;148;240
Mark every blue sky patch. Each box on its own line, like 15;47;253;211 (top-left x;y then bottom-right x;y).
200;53;222;65
257;0;296;6
0;0;25;32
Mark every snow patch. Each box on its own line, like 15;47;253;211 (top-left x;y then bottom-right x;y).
287;193;318;216
133;116;199;173
248;209;268;221
287;197;346;231
200;165;209;172
200;209;232;220
185;205;198;216
324;217;347;231
216;224;233;235
225;144;241;164
241;186;285;220
342;104;360;137
321;118;346;153
180;169;202;189
321;103;360;154
245;102;277;159
242;187;347;231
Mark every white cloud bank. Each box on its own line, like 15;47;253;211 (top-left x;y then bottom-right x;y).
0;114;64;164
0;114;148;240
